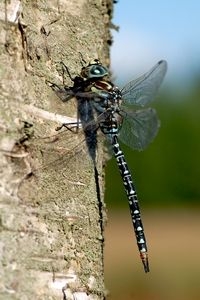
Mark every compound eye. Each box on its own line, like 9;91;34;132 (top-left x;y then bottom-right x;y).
88;65;108;78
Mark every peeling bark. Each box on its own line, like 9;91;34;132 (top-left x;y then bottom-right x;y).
0;1;113;299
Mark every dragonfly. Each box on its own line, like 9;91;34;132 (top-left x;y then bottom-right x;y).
47;58;167;272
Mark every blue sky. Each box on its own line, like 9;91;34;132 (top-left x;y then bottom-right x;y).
111;1;200;87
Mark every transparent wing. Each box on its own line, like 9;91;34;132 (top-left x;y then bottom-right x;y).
47;81;100;102
121;60;167;107
118;108;160;151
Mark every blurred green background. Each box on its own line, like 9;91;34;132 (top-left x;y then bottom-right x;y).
104;2;200;299
105;84;200;208
104;83;200;300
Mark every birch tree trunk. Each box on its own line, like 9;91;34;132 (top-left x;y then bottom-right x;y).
0;1;113;299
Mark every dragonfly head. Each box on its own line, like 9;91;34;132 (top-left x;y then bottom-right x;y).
81;59;109;80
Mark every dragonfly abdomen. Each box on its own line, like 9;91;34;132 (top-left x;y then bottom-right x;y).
111;134;149;272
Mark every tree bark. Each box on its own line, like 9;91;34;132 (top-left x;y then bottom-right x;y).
0;1;113;299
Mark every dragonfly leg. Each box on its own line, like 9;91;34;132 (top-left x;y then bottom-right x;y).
55;122;81;133
60;62;75;83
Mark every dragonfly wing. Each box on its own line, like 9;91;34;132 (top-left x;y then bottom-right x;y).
121;60;167;107
47;81;104;102
118;108;160;151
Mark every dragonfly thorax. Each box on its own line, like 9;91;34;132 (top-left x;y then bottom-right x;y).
91;80;122;113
